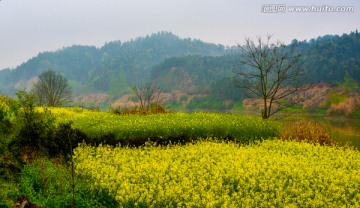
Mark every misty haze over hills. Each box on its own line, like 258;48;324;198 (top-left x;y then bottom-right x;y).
0;30;359;109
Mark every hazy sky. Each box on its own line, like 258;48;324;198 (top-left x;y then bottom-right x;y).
0;0;359;69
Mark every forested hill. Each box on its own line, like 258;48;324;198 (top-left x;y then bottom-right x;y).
0;31;226;96
0;30;359;106
297;30;360;83
148;31;360;97
150;30;360;92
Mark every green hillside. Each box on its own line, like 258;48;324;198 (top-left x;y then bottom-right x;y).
0;30;359;110
0;31;226;97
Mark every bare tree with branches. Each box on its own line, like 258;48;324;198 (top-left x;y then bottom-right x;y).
235;35;308;119
131;82;164;110
32;70;72;106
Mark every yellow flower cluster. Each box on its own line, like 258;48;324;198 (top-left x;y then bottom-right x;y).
73;140;360;207
0;95;17;123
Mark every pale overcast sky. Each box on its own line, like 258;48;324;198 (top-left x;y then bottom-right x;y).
0;0;359;69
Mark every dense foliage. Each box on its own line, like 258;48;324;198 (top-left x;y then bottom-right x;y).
297;30;360;84
74;140;360;207
18;158;119;207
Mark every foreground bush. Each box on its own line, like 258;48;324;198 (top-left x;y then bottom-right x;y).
74;140;360;207
19;158;119;207
0;95;18;135
8;92;86;162
280;121;335;146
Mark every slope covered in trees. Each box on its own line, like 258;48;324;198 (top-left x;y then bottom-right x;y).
150;55;235;91
151;30;360;92
295;30;360;83
0;30;359;109
0;32;226;96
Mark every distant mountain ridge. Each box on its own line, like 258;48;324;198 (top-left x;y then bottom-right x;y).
0;30;359;110
0;31;227;96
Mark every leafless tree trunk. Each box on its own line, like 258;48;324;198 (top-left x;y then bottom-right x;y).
131;82;163;110
32;70;72;107
235;35;308;119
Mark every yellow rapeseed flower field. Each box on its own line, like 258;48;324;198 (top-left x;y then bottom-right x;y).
74;140;360;207
44;107;280;142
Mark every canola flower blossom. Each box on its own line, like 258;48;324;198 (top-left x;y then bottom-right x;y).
0;96;17;123
74;140;360;207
